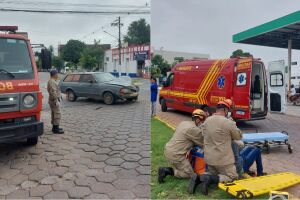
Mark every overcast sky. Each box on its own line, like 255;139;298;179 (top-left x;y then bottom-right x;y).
0;0;150;53
151;0;300;70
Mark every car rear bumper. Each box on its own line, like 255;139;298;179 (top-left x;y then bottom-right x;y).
0;121;43;143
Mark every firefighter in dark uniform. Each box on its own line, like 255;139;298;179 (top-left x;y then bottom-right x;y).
47;69;64;134
158;109;207;183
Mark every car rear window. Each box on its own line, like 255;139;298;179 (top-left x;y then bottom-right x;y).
63;74;80;82
80;74;94;82
64;74;73;82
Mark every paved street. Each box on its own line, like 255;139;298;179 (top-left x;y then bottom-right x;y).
286;102;300;118
0;73;150;199
156;103;300;198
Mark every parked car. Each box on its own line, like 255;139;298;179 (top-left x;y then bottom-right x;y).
296;85;300;93
118;76;140;92
59;72;139;105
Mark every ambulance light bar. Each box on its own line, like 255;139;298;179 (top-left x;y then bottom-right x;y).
0;26;18;32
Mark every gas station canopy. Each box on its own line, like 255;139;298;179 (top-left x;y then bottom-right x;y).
233;11;300;49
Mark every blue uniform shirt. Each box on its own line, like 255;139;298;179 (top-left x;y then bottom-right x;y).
151;83;158;102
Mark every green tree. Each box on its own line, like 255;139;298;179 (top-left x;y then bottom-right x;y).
91;40;105;71
124;18;150;45
61;40;85;66
172;56;185;66
79;49;97;71
150;66;161;79
52;56;64;72
151;54;171;76
49;45;54;54
79;41;105;71
34;51;42;70
230;49;252;58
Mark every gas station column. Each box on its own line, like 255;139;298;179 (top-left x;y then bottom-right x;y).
288;39;292;89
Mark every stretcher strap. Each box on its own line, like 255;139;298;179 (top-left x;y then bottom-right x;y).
236;189;254;199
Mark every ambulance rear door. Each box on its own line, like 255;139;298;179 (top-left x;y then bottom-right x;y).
232;59;252;120
268;60;286;113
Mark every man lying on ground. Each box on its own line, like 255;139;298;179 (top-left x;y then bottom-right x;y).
232;140;266;177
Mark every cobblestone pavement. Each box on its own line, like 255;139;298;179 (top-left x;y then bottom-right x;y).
0;74;150;199
156;104;300;198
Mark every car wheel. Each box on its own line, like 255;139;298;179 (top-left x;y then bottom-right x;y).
161;98;168;112
288;144;293;153
67;90;77;102
103;92;115;105
27;137;38;145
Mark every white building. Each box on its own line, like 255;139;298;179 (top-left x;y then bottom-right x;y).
291;65;300;87
104;44;151;78
153;49;210;64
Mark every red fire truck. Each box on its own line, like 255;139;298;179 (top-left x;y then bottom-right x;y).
0;26;45;145
159;57;286;121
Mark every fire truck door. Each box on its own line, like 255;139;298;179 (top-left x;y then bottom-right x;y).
164;73;176;107
268;60;286;113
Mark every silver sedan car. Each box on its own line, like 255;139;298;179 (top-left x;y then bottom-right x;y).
59;72;139;105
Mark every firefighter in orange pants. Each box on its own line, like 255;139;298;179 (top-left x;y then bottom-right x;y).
158;109;207;183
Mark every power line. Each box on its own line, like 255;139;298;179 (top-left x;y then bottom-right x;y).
103;31;118;40
0;0;150;9
78;3;149;40
0;8;150;15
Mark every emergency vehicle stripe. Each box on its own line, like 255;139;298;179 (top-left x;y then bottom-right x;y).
195;60;220;95
202;59;229;104
167;60;221;101
197;59;223;104
159;59;228;105
199;59;222;102
204;59;227;94
195;60;220;103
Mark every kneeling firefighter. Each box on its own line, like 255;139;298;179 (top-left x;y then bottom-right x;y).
158;109;207;183
188;99;242;195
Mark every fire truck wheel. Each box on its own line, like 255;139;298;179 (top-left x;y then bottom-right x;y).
161;98;168;112
67;90;77;102
27;137;38;145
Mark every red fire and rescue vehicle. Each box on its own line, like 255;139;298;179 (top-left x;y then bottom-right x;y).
159;57;270;121
0;26;46;145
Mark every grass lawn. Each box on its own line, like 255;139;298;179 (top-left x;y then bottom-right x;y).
151;118;268;199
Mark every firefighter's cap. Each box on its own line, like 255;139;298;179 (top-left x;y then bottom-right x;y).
217;99;233;109
192;109;207;120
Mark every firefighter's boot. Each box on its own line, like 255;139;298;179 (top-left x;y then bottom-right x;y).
188;173;201;194
52;125;64;134
158;167;174;183
199;174;220;195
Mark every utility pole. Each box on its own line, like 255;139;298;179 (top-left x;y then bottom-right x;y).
111;16;123;77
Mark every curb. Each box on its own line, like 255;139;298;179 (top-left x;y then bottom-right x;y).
153;116;176;131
